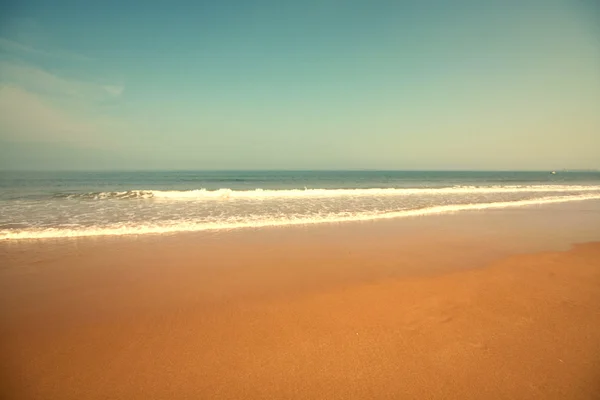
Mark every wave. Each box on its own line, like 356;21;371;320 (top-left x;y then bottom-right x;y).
57;185;600;201
59;190;155;200
2;194;599;240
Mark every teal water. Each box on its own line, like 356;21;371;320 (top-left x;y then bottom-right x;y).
1;170;600;240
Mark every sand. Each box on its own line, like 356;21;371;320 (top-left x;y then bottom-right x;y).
1;207;600;399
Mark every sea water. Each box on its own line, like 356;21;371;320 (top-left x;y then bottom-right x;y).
1;170;600;240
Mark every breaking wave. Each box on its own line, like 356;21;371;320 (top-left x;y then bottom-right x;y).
58;185;600;201
3;194;600;240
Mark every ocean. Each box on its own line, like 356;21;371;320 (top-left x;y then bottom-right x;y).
1;170;600;240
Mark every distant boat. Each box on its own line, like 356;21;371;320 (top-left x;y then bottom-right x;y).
551;171;556;174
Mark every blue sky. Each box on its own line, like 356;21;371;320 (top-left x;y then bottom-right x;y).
0;0;599;170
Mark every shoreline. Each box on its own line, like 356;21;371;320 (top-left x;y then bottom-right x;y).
2;196;600;241
1;204;600;399
3;199;600;263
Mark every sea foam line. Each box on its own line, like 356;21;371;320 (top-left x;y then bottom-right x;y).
2;194;599;240
64;185;600;200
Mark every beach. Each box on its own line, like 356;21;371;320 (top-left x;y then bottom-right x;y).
2;0;599;393
1;201;600;399
2;0;600;393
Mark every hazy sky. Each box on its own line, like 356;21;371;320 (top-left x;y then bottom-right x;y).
0;0;599;170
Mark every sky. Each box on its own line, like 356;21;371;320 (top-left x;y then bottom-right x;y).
0;0;599;170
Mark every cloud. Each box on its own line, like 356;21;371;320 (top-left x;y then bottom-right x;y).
0;60;123;102
0;25;127;153
0;84;94;142
0;25;120;102
0;37;49;57
103;85;125;97
0;18;45;48
0;34;92;62
0;83;134;151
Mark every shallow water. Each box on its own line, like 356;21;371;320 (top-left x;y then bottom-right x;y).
1;170;599;239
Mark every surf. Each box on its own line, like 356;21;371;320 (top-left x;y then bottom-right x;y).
2;193;599;240
56;185;600;201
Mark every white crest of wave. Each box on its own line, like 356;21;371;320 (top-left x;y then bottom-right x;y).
148;185;600;200
2;194;600;240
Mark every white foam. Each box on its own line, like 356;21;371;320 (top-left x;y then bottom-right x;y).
148;185;600;200
2;194;599;240
62;185;600;201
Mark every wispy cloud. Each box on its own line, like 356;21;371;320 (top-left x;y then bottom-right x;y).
0;84;94;142
103;85;125;97
0;21;120;101
0;36;94;62
0;26;126;148
0;61;124;103
0;83;132;148
0;37;49;57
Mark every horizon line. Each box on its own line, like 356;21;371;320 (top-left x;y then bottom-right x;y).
1;169;597;173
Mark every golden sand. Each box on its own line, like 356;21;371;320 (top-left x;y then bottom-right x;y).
1;216;599;399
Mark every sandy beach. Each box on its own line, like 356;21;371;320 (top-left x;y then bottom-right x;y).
2;0;599;393
1;204;600;399
2;0;599;395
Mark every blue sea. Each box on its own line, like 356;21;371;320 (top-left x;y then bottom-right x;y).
1;170;600;240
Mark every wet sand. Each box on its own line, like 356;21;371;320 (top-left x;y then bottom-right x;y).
1;204;600;399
